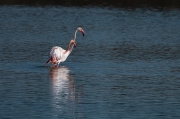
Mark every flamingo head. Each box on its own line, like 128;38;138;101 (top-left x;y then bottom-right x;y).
71;40;76;48
77;27;85;36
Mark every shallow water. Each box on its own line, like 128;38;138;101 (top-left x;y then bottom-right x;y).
0;6;180;119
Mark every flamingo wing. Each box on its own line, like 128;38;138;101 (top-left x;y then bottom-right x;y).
48;46;65;66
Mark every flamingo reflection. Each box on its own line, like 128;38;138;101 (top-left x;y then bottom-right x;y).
49;67;75;110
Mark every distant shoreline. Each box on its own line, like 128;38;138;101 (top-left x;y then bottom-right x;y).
1;0;180;8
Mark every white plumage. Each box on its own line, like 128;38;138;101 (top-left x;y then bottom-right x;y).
45;27;85;67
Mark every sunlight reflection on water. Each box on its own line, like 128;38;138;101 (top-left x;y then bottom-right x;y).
49;67;76;117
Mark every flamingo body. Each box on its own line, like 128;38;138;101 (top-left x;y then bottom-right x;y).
45;27;85;67
49;46;70;66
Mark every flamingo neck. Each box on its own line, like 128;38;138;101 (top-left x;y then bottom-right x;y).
70;29;78;51
64;41;73;54
64;29;78;54
73;30;78;42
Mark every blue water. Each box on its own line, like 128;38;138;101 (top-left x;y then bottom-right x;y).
0;6;180;119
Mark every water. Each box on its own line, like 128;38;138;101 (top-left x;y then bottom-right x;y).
0;6;180;119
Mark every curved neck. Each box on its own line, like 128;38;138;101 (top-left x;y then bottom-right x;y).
73;29;78;42
71;29;78;51
64;41;73;54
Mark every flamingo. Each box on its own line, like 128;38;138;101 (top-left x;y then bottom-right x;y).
45;27;85;67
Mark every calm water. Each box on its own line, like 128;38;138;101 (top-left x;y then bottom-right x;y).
0;6;180;119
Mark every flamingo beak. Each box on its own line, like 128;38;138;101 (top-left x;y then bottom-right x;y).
81;30;85;37
74;42;76;48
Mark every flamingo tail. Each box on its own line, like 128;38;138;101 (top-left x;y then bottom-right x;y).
45;59;51;66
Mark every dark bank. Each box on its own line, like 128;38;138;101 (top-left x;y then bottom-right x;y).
1;0;180;8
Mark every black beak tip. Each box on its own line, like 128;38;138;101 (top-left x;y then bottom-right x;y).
82;33;84;37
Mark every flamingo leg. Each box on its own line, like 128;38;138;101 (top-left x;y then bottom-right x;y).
54;64;59;68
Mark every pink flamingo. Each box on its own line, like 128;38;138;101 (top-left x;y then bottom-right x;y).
45;27;85;67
